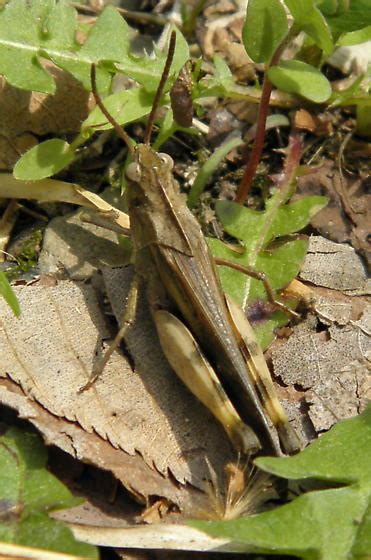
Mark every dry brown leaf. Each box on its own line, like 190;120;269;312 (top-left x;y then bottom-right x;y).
275;256;370;437
0;279;235;512
66;522;237;553
293;109;333;136
0;377;207;515
0;133;38;170
297;162;371;267
0;65;92;138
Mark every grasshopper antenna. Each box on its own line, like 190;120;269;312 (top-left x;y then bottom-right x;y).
144;30;176;146
90;65;135;156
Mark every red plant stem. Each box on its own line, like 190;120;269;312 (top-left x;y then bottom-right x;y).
281;132;303;186
235;75;273;203
272;132;303;207
235;47;286;205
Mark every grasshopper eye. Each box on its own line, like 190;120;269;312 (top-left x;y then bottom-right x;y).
126;162;141;182
158;153;174;169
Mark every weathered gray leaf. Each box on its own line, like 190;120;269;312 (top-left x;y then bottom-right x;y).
300;236;369;293
272;300;370;433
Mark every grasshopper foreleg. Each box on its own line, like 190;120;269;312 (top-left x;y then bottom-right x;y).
80;275;139;392
214;258;300;319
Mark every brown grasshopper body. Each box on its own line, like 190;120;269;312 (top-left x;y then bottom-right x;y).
126;145;298;456
90;31;300;457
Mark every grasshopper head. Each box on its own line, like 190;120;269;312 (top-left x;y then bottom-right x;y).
126;145;174;185
125;144;185;251
125;144;178;214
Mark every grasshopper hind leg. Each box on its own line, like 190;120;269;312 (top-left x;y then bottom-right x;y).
225;293;302;455
153;308;261;456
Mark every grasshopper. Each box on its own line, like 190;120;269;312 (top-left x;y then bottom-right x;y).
90;31;300;457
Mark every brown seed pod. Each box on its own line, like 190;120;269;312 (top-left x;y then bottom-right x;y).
170;61;194;128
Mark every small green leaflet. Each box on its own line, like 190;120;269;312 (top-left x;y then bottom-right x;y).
268;60;332;103
0;271;20;316
242;0;288;63
14;139;75;181
284;0;334;55
210;194;328;349
0;426;97;558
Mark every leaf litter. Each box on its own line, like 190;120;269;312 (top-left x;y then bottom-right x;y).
299;236;369;294
297;160;370;269
0;277;237;512
1;211;369;542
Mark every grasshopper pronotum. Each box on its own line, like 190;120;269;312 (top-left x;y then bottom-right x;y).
90;31;300;457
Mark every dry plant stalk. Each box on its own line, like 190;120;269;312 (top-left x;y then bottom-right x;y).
200;459;274;520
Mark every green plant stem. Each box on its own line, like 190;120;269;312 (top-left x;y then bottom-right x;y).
182;0;208;35
188;136;244;208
